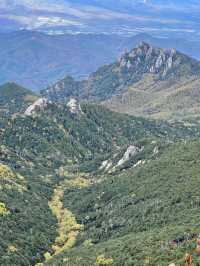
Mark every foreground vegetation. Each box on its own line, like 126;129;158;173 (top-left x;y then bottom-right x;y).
0;84;200;265
45;141;200;266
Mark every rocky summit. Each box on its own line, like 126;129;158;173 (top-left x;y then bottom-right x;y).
119;42;185;77
42;42;200;120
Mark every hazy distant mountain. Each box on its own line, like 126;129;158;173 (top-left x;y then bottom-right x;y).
0;30;129;90
1;30;200;91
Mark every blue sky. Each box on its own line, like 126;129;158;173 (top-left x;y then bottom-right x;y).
0;0;199;37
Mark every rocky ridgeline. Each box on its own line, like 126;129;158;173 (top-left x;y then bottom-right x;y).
99;145;142;173
25;97;83;117
24;98;49;116
41;42;200;103
67;98;83;116
119;42;179;77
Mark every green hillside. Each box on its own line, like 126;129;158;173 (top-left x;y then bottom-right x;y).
0;82;38;117
0;82;38;132
0;91;200;265
44;140;200;266
104;74;200;121
2;102;197;171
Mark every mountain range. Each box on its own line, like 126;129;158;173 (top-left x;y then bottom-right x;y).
1;30;200;91
42;42;200;120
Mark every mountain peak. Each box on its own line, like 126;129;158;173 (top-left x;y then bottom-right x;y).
43;43;200;105
137;41;152;50
119;42;196;78
136;41;177;58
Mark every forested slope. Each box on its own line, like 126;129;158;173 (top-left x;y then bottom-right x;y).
0;89;200;265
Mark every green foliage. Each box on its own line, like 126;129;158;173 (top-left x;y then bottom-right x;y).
0;82;38;116
2;103;197;172
1;98;200;266
96;254;114;265
46;140;200;266
0;202;9;216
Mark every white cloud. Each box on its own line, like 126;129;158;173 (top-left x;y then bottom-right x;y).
0;13;83;29
0;0;199;35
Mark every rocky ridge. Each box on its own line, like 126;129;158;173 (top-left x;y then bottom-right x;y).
42;42;200;104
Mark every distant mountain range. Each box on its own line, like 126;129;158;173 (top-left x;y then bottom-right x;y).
2;30;200;91
42;42;200;120
1;34;200;120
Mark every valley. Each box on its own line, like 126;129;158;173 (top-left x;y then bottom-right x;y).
0;80;200;265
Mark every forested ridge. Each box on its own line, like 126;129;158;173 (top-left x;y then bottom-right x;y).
0;82;200;266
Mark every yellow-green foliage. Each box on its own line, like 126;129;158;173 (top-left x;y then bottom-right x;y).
0;164;14;179
83;239;93;248
40;174;91;264
44;252;52;261
0;202;9;216
7;245;18;253
96;254;114;265
62;257;69;263
0;164;26;192
63;176;91;189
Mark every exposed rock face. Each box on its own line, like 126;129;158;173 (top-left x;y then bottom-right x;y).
24;98;49;116
133;160;146;168
41;76;82;102
118;42;179;77
67;98;83;116
100;145;141;173
153;146;159;155
99;160;113;171
116;145;140;168
42;42;200;103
